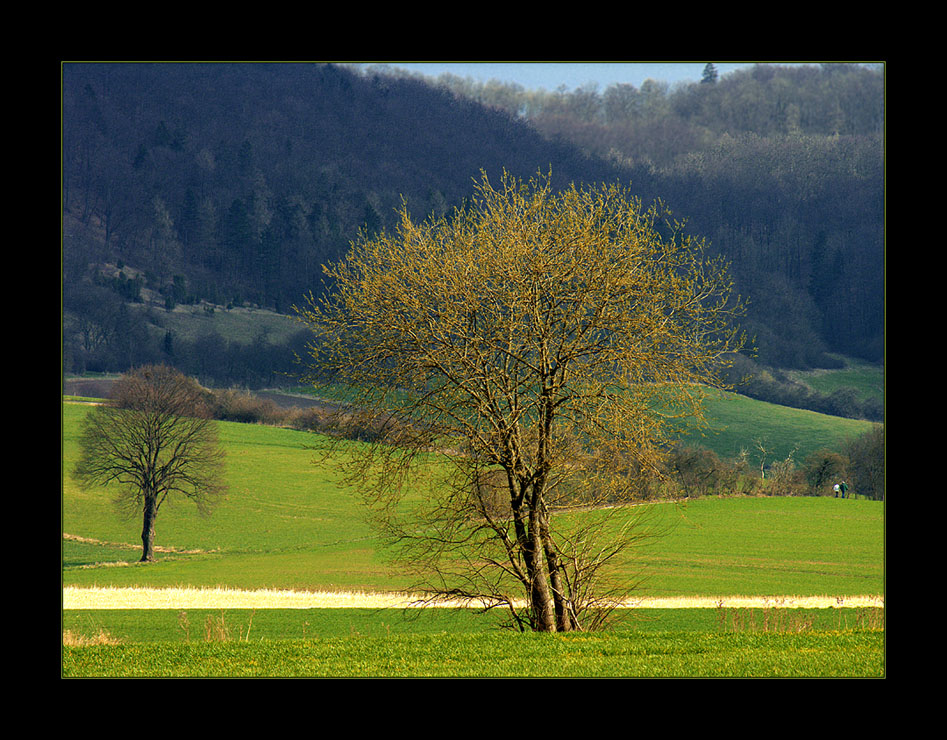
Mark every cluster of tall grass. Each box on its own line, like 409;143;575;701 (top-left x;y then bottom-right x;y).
176;609;257;643
62;628;122;647
714;606;884;634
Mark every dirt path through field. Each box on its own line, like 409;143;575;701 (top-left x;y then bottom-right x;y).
62;586;884;610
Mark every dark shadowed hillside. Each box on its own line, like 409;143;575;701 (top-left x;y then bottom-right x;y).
63;63;615;314
62;62;883;409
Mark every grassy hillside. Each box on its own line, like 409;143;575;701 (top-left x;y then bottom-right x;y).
787;358;884;406
62;401;883;599
63;403;394;593
143;302;303;346
692;388;874;463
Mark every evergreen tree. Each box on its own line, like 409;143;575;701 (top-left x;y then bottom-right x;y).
701;63;719;84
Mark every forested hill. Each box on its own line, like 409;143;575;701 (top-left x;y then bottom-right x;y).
62;62;884;388
63;63;615;312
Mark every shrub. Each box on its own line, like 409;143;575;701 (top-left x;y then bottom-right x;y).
844;425;884;500
282;405;335;432
210;389;282;425
664;445;761;498
666;445;726;498
765;455;805;496
802;449;848;496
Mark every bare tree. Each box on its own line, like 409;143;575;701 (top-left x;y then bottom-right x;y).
297;170;746;632
72;365;227;562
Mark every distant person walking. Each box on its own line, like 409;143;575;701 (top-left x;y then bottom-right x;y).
834;481;849;498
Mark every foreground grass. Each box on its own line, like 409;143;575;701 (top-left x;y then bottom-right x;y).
62;628;884;678
62;607;884;677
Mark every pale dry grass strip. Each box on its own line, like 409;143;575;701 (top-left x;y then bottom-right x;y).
63;586;428;610
62;586;884;611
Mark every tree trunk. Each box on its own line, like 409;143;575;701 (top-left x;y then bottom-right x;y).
140;495;157;562
545;538;575;632
526;505;557;632
510;474;558;632
538;503;575;632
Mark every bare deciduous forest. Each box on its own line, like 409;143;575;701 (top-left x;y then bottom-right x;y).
62;62;883;418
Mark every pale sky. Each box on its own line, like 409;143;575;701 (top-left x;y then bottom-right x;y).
384;62;773;91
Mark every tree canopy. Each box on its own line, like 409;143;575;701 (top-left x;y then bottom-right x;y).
297;171;747;631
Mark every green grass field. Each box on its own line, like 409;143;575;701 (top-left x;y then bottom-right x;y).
62;627;883;677
62;402;882;596
63;602;884;678
61;394;884;677
686;388;874;463
787;358;884;406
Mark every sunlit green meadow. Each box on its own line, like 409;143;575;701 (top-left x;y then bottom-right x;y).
62;396;884;677
689;388;874;463
62;402;882;596
62;628;884;677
